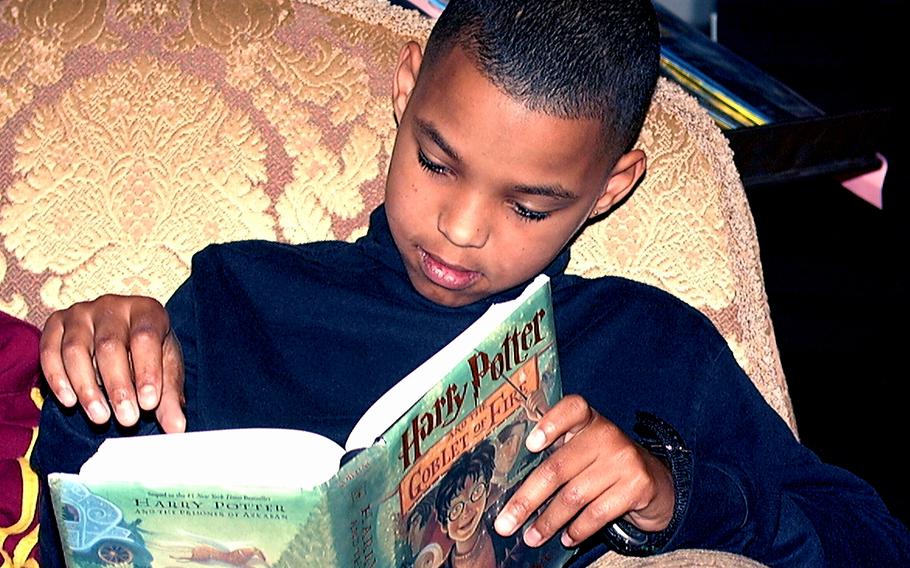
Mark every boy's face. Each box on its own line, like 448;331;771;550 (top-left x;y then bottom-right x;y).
385;43;646;307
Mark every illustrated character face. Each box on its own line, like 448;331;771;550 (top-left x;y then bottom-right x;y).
444;477;489;542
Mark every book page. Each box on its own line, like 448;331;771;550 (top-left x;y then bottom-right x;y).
344;275;549;451
79;429;345;489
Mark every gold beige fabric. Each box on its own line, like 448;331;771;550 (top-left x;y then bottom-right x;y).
592;550;768;568
0;0;431;321
569;82;794;430
0;2;785;565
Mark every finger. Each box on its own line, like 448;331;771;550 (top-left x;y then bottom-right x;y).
156;332;187;433
93;315;139;426
40;312;77;407
59;311;111;424
525;394;595;452
494;435;596;539
560;443;673;545
127;298;170;411
560;482;632;547
526;463;622;547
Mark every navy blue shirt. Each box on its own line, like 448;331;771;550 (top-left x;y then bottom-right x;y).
34;206;910;566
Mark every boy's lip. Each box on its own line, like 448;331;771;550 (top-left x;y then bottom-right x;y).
418;247;481;291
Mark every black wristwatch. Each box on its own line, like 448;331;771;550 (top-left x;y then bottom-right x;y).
601;411;692;556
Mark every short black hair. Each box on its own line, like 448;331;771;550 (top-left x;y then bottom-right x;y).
435;441;495;523
422;0;660;163
407;497;433;531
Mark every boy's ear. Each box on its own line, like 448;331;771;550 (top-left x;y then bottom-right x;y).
591;150;647;217
393;41;424;125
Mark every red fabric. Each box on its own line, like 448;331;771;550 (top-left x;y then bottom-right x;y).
0;311;42;567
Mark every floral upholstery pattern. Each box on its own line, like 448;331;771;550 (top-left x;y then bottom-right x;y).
0;0;421;321
0;1;789;566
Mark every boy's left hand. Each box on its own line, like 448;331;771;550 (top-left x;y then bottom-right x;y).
493;394;675;548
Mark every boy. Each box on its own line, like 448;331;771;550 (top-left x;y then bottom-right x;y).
34;0;910;566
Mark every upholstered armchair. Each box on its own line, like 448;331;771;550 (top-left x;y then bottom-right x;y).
0;1;792;566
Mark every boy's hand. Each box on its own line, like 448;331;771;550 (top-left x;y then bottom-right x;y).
40;295;186;433
493;395;674;548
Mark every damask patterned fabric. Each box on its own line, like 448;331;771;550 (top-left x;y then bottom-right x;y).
0;2;788;566
0;0;432;322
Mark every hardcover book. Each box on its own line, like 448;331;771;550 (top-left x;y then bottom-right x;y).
49;275;574;568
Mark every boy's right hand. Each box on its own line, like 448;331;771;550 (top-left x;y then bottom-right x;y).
40;295;186;433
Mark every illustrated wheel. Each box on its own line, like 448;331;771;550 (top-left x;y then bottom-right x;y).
96;541;134;564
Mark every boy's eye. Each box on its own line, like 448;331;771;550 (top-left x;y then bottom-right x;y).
513;202;550;222
417;148;449;176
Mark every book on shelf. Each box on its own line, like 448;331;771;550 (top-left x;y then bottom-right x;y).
49;274;574;568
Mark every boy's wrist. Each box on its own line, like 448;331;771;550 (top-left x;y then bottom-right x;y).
601;412;692;556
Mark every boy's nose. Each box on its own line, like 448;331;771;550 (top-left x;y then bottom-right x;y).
437;197;489;249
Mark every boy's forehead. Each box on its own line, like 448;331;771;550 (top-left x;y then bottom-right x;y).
411;47;614;190
417;47;606;147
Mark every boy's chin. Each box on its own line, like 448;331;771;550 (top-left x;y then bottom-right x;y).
408;275;487;308
414;285;482;308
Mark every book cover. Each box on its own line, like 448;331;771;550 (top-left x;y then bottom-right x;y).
49;276;573;567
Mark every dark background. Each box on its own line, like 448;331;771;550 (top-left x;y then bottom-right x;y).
716;0;907;524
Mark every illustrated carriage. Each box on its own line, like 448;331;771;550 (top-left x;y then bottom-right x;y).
59;482;154;567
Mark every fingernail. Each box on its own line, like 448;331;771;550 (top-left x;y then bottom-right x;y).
526;427;546;451
561;532;577;547
138;385;157;409
87;400;110;423
494;512;517;536
117;400;138;424
524;526;543;547
57;383;77;406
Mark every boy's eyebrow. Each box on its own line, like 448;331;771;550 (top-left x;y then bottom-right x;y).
416;118;578;201
512;183;578;201
416;119;462;162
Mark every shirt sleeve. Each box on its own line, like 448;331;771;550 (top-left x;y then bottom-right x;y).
669;346;910;566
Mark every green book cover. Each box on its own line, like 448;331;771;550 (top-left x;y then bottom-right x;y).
49;275;574;567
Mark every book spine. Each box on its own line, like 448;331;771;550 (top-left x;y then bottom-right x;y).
324;443;397;567
47;476;81;568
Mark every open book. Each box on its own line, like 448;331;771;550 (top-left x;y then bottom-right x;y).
49;275;574;568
